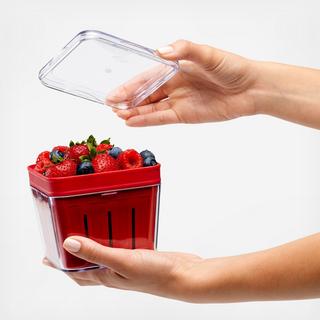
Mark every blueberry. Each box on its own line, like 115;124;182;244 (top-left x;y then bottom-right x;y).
108;146;122;159
50;150;64;164
77;161;94;175
140;150;155;160
143;157;157;167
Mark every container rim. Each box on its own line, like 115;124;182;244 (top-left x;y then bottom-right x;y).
28;163;161;197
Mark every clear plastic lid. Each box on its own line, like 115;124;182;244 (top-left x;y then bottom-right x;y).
39;30;179;109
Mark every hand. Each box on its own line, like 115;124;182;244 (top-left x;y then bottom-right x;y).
46;236;208;302
110;40;320;129
112;40;259;126
43;234;320;303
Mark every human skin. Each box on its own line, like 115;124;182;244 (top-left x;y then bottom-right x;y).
112;40;320;129
45;40;320;303
47;233;320;303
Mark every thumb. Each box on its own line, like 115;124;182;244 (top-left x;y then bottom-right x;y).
156;39;225;70
63;236;135;276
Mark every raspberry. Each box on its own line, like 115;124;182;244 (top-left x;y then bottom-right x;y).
35;158;54;174
118;149;143;169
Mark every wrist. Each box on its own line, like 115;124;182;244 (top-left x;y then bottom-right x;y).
248;61;320;128
180;254;270;303
176;257;246;303
248;61;285;116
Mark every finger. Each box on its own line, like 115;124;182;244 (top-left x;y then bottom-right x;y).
116;99;172;120
106;65;166;106
63;236;137;277
136;85;168;106
157;39;224;70
42;257;57;269
43;257;101;286
68;268;126;289
70;278;100;287
126;108;180;127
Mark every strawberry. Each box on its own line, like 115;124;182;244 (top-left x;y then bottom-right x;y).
118;149;143;169
45;160;77;177
96;143;113;153
65;144;89;163
92;153;119;173
36;151;50;164
96;138;112;154
35;158;54;174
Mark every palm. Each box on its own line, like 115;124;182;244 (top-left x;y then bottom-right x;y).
160;59;256;123
114;54;257;126
48;247;204;301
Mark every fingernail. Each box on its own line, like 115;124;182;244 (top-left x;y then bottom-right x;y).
157;46;174;55
117;110;131;120
64;238;81;252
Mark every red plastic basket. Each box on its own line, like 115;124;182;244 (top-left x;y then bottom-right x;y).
28;164;161;271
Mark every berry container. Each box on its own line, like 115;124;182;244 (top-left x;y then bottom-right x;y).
28;165;161;272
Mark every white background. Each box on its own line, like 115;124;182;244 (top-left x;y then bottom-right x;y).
1;0;320;319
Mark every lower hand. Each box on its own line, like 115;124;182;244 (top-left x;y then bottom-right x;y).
45;236;209;302
44;234;320;302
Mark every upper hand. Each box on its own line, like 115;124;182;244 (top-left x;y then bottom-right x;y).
112;40;258;126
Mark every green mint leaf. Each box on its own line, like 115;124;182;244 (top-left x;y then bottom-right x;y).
69;141;75;147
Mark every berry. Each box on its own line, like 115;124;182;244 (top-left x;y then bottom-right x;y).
45;160;77;177
35;158;54;174
96;143;113;153
52;146;69;154
143;157;157;167
65;144;89;163
33;135;158;177
77;161;94;175
108;146;122;159
140;150;155;160
36;151;50;164
118;149;143;170
50;149;65;164
92;154;119;173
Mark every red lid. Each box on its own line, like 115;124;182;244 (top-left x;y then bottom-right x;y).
28;164;161;197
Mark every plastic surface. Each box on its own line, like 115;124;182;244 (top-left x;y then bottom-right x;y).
29;166;161;271
28;164;161;197
39;30;179;109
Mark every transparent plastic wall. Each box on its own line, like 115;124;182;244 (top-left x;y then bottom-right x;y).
32;185;160;271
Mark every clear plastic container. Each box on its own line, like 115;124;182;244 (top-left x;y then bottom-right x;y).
39;30;179;109
28;165;161;272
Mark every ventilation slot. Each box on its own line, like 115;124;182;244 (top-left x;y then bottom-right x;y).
108;210;113;247
132;208;136;249
83;214;89;237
